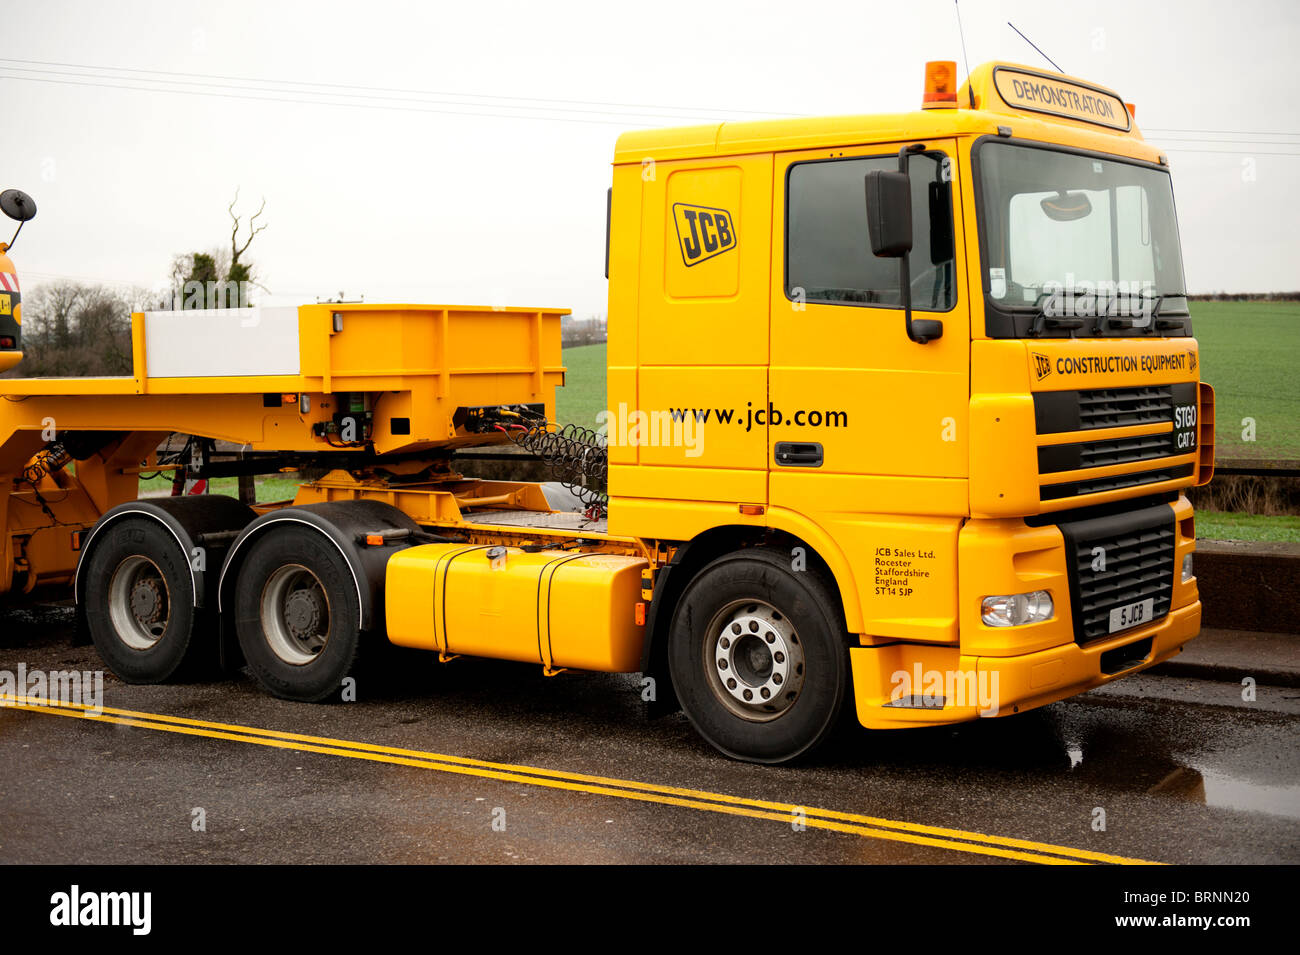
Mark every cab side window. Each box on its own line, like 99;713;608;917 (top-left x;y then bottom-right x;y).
786;153;956;311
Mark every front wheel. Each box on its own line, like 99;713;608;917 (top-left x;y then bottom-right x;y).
667;548;849;764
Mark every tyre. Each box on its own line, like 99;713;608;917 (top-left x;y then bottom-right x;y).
667;548;849;764
233;526;362;702
83;517;205;683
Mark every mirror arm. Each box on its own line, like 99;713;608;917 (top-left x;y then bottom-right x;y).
896;145;943;345
899;234;915;338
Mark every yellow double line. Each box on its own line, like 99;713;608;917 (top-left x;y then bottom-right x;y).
1;694;1161;865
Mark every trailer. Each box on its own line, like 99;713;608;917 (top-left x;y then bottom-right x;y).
0;59;1214;763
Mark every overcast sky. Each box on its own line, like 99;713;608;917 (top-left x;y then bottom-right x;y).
6;0;1298;315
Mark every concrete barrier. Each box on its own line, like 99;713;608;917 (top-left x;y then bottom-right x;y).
1194;540;1300;634
454;446;551;483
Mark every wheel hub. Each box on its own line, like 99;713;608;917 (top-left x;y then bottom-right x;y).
107;555;171;651
129;578;163;623
283;589;324;639
260;564;331;666
711;602;804;718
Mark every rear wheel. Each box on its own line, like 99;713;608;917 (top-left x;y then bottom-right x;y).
234;526;362;702
84;517;204;683
667;548;848;764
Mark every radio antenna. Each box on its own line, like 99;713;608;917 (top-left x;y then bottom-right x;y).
1007;21;1065;73
954;2;976;108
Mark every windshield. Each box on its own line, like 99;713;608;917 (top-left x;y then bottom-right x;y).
977;141;1190;338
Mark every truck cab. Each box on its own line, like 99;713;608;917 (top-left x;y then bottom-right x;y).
606;61;1212;739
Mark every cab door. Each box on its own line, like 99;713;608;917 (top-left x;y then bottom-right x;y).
629;155;773;507
767;140;971;643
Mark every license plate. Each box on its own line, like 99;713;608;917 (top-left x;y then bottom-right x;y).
1109;598;1154;634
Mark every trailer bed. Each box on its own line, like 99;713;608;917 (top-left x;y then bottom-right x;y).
461;508;608;534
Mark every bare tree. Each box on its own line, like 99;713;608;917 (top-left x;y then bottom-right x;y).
4;280;150;377
29;281;86;351
162;190;269;310
227;187;267;288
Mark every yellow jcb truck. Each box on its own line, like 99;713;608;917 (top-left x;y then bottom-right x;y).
0;60;1213;763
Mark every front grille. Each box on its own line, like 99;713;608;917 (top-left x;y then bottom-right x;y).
1059;503;1176;644
1078;433;1177;468
1034;383;1193;435
1077;386;1173;430
1038;432;1179;473
1042;464;1195;501
1034;381;1198;502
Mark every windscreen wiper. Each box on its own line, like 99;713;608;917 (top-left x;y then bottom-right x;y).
1103;293;1145;331
1102;292;1173;334
1028;291;1084;336
1104;293;1190;333
1151;292;1189;330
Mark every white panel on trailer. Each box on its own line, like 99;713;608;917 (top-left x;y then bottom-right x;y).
143;307;302;378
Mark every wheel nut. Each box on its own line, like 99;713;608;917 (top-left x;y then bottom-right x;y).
718;659;728;670
731;623;742;634
773;673;783;685
748;620;759;632
727;678;736;689
774;651;785;663
760;688;770;699
765;633;775;644
720;637;730;649
743;689;753;701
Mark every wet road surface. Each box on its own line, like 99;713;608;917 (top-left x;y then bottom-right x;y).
1;605;1296;864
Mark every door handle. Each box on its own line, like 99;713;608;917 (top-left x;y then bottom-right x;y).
774;442;823;468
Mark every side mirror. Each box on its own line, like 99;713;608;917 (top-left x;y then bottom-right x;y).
865;171;912;257
865;163;943;345
0;189;37;223
0;189;36;253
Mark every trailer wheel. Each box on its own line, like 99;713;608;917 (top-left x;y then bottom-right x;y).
667;548;848;764
233;526;362;702
83;518;202;683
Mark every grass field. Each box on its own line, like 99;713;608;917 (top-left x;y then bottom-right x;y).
137;474;302;502
1195;510;1300;543
1192;301;1300;463
555;343;607;431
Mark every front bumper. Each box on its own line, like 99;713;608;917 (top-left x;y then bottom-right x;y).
850;599;1201;729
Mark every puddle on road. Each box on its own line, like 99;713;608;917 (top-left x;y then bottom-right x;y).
1147;765;1300;821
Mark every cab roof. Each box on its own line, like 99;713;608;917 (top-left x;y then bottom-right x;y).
613;61;1165;167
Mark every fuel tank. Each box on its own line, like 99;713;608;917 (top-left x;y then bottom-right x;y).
385;543;647;673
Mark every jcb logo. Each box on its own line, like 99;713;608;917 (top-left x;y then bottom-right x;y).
672;203;736;267
1188;350;1198;375
1033;353;1052;380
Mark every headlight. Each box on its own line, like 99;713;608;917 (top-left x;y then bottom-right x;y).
981;591;1054;627
1182;554;1194;582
